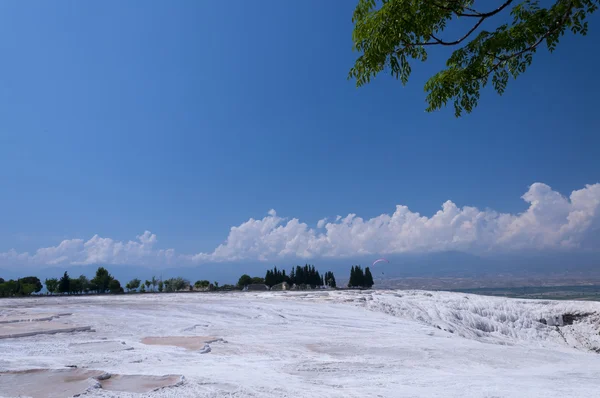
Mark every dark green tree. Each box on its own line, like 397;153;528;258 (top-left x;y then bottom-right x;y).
173;277;190;291
69;277;82;294
283;270;291;284
109;279;124;294
45;278;59;295
91;267;113;294
163;277;190;293
194;280;210;290
313;266;323;287
58;272;70;294
348;266;366;288
364;267;374;288
237;274;252;288
349;0;599;116
0;280;18;297
126;278;141;292
324;271;337;288
158;280;164;292
265;269;276;287
357;266;365;287
20;283;36;296
78;275;90;293
272;266;281;285
18;276;43;293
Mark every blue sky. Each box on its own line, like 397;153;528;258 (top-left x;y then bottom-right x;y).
0;1;599;269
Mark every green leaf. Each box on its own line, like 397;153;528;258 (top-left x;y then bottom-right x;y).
349;0;599;116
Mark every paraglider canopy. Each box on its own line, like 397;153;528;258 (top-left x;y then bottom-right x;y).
372;258;389;275
372;258;389;267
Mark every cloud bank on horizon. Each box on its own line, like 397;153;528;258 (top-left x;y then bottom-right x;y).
1;183;599;268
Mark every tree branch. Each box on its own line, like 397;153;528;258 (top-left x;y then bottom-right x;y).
474;3;574;81
432;0;514;18
428;16;487;45
398;0;514;50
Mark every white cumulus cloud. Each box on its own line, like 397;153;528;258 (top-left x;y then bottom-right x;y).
0;231;175;268
1;182;599;268
191;182;600;262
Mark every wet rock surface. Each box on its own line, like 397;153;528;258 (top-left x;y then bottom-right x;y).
0;368;183;397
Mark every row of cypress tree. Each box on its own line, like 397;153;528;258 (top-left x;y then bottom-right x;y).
348;265;374;288
263;264;374;289
264;265;337;288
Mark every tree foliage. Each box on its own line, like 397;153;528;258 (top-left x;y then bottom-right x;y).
289;264;324;288
91;267;113;294
58;272;71;294
163;277;190;293
19;276;43;293
348;265;364;288
0;278;41;297
1;265;338;299
263;265;333;289
348;265;374;288
265;266;291;287
0;280;16;297
126;278;142;292
66;275;90;295
364;267;374;288
194;280;211;290
20;283;36;296
69;277;82;294
175;277;190;291
45;278;59;294
324;271;337;288
237;274;253;289
77;275;90;293
349;0;599;116
0;276;44;297
109;279;124;294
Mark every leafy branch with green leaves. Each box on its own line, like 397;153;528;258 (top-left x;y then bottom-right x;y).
349;0;598;116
